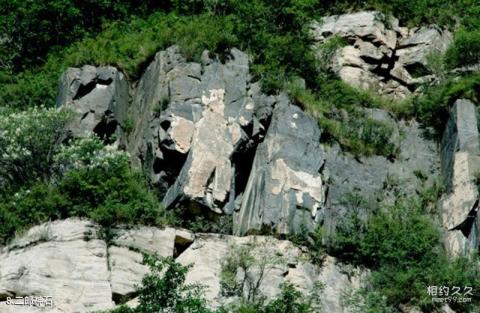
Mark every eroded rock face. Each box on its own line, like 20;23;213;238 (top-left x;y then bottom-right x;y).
439;99;480;257
125;47;272;214
234;98;327;235
0;219;112;313
311;11;452;99
56;65;129;142
0;219;363;313
322;116;440;236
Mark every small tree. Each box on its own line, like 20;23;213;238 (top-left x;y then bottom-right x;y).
111;254;212;313
0;106;70;195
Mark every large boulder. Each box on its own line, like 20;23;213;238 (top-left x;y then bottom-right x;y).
439;99;480;257
233;97;327;235
311;11;452;99
56;65;129;142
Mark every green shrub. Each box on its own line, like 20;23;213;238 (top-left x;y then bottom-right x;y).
286;224;325;265
315;36;347;78
445;30;480;70
219;283;322;313
56;139;168;227
109;254;320;313
0;183;69;244
0;106;71;194
0;137;169;245
412;73;480;138
110;254;212;313
0;0;163;71
170;206;233;235
330;183;480;312
0;12;238;109
220;241;285;302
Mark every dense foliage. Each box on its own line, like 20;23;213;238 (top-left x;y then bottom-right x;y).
0;136;169;245
327;184;480;312
0;0;163;71
0;106;70;195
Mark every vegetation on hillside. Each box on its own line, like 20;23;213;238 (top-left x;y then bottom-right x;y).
109;253;320;313
0;135;170;245
293;180;480;312
1;0;479;151
1;1;480;312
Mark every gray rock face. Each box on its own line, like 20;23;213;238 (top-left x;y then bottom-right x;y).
311;11;452;99
126;46;272;215
234;98;327;235
121;45;324;234
439;99;480;257
323;118;440;236
55;46;325;236
0;219;363;313
56;65;129;142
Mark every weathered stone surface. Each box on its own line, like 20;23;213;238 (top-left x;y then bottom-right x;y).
439;99;480;256
126;46;273;216
397;26;452;68
0;219;113;313
311;11;452;99
176;234;322;307
163;88;245;213
112;226;193;257
234;98;326;235
108;226;193;297
311;11;397;49
441;99;480;190
0;219;363;313
56;65;129;141
323;117;440;235
318;256;364;313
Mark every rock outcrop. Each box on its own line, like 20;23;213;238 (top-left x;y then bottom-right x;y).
439;99;480;257
56;65;129;142
57;46;326;235
311;11;452;99
56;43;445;238
234;97;326;235
0;219;363;312
323;117;440;236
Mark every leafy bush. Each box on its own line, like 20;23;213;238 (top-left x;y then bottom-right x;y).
0;183;69;244
411;73;480;138
218;283;322;313
288;81;397;157
0;137;169;245
109;254;320;313
171;206;233;235
0;0;163;71
110;254;212;313
286;224;325;265
444;30;480;70
314;36;347;78
56;138;168;227
220;241;284;302
0;12;237;109
0;106;71;194
329;184;480;312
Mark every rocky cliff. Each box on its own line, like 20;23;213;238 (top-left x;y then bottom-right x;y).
0;219;362;312
0;10;478;313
